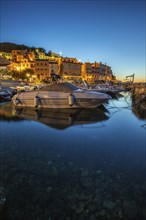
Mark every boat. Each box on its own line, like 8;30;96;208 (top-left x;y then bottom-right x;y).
12;81;111;109
14;107;109;130
77;80;125;99
0;89;12;102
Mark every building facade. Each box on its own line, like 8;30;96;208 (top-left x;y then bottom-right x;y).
0;52;12;60
35;60;59;81
1;49;115;83
60;57;82;82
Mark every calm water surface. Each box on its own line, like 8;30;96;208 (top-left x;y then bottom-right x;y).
0;92;145;220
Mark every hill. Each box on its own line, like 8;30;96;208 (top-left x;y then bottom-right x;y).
0;42;46;53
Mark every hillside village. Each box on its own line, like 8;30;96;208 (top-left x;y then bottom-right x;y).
0;43;116;84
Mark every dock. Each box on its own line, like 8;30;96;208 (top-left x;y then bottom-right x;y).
126;83;146;119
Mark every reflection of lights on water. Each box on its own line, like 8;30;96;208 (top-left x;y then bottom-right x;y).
79;122;106;129
12;109;16;115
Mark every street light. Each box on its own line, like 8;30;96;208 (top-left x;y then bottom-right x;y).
26;73;30;82
26;73;30;77
59;51;62;57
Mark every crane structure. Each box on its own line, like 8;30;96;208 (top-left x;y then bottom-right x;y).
125;73;135;83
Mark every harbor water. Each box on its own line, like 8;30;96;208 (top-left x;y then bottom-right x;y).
0;92;146;220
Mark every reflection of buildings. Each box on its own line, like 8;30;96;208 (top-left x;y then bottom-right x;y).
0;103;20;120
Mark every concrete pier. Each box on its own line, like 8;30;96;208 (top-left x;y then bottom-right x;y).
128;83;146;119
124;83;146;93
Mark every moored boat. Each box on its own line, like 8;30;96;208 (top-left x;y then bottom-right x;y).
12;82;111;109
0;89;12;102
77;80;125;99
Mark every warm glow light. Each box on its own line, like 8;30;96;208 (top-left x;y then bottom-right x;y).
16;67;20;71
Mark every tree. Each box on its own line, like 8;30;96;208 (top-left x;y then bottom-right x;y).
48;50;52;56
38;47;46;53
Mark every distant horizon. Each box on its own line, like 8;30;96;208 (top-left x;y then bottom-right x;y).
1;0;145;82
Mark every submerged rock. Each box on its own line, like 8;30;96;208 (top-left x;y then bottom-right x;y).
123;200;138;219
0;191;6;211
75;202;85;214
118;209;123;218
103;200;116;209
100;209;106;216
80;177;92;188
81;169;89;177
46;186;53;193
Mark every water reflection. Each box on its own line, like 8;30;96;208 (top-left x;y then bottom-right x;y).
13;107;109;130
0;96;146;220
0;102;20;121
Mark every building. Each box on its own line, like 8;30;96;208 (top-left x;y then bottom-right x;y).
7;58;33;72
12;50;26;61
60;57;82;82
35;60;59;81
0;52;12;60
12;50;36;62
49;61;59;74
35;50;49;60
105;65;113;81
92;62;113;82
0;58;11;72
81;61;114;84
82;62;94;83
25;51;35;61
1;48;114;83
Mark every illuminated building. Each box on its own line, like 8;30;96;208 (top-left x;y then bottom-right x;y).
60;57;82;82
0;52;12;60
35;60;59;81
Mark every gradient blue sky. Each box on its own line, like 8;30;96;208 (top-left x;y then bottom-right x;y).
1;0;145;82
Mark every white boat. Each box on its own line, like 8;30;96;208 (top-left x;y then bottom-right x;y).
12;82;111;109
84;80;125;93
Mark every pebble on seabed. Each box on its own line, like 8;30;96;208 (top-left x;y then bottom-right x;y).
0;191;6;210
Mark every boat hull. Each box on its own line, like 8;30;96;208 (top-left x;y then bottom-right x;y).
12;90;110;109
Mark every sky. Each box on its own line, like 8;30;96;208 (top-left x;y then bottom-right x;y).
0;0;145;82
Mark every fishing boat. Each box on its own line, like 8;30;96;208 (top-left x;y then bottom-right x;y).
12;81;111;109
